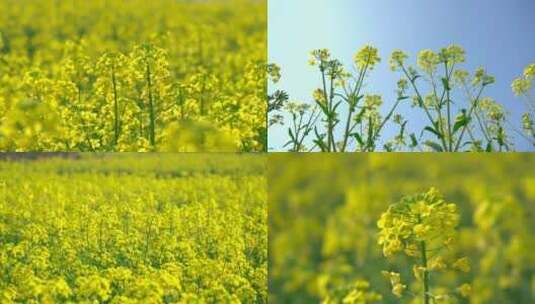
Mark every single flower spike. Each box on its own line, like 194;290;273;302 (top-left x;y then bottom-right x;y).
377;188;459;258
473;67;495;86
364;94;383;109
382;271;406;298
524;63;535;79
458;283;472;297
439;44;465;64
389;50;408;71
512;78;532;96
267;64;281;83
453;69;469;86
354;45;381;70
378;189;473;303
313;88;327;104
417;49;440;74
310;49;331;66
452;257;471;273
522;113;534;134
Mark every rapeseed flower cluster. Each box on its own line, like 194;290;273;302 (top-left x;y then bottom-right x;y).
377;188;458;257
417;49;441;74
439;45;465;64
389;50;408;71
269;155;535;302
0;155;267;303
378;188;472;302
320;279;383;304
0;0;266;152
512;61;535;145
354;45;381;70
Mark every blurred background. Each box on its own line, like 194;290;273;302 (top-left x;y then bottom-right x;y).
269;153;535;303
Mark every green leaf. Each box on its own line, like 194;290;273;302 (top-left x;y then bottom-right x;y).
399;121;408;137
354;107;366;124
315;100;329;116
288;128;295;142
453;109;470;134
313;127;328;151
423;126;442;139
417;96;424;107
409;133;418;147
352;133;364;147
441;77;450;91
282;140;292;148
332;100;342;115
351;94;364;108
497;126;505;146
424;140;443;152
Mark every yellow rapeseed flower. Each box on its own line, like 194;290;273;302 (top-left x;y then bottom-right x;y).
458;283;472;297
512;78;532;96
452;257;471;273
313;88;327;104
389;50;408;71
417;49;440;74
354;45;381;70
523;63;535;79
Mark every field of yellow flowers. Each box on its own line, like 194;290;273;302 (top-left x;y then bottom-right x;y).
269;154;535;303
0;154;267;303
0;0;266;152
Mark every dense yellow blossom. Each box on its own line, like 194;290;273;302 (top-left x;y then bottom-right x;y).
389;50;408;71
313;88;328;104
353;45;381;70
524;63;535;79
439;45;465;64
0;154;267;303
377;188;459;257
381;271;406;298
0;0;266;152
417;49;440;74
310;49;332;66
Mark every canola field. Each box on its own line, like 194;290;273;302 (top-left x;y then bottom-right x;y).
0;0;266;152
0;154;267;303
269;154;535;303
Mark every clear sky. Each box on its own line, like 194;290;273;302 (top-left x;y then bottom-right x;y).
268;0;535;151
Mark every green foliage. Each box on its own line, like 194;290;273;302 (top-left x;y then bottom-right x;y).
0;154;267;303
0;0;266;152
269;154;535;303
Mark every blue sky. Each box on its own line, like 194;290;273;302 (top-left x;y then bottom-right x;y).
268;0;535;151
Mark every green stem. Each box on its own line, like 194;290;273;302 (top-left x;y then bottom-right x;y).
146;61;156;147
444;62;453;151
328;75;337;151
453;85;485;151
369;97;403;149
401;65;449;151
320;67;333;151
111;63;119;146
341;60;369;151
420;240;430;304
